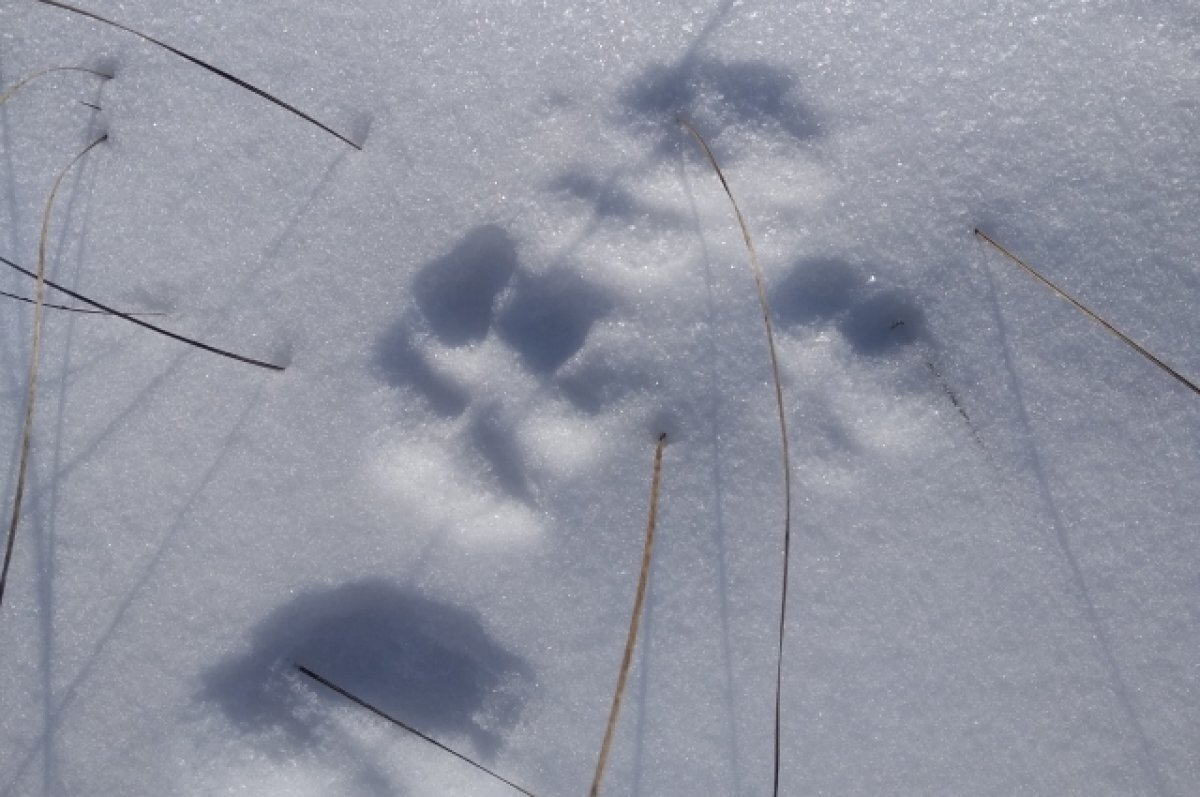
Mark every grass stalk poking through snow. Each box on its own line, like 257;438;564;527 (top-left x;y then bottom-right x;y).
974;228;1200;398
0;134;106;613
0;65;111;107
294;665;538;797
678;118;794;797
0;253;287;372
589;432;668;797
36;0;362;150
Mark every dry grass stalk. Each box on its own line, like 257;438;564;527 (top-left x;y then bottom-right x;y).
975;228;1200;398
0;254;285;371
0;134;107;612
678;117;794;797
0;66;110;107
36;0;361;150
589;432;668;797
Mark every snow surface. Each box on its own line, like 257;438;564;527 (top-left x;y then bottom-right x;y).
2;1;1199;794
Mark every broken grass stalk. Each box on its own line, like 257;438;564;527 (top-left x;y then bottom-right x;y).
589;432;668;797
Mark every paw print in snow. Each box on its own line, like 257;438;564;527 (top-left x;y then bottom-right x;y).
373;225;614;523
770;256;925;355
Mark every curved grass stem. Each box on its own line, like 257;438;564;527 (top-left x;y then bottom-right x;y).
0;66;110;107
679;117;794;797
0;134;107;613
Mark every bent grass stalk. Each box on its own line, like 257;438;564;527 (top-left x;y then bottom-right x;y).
589;432;668;797
295;665;538;797
0;66;111;107
974;228;1200;398
37;0;361;150
0;134;106;612
678;117;793;797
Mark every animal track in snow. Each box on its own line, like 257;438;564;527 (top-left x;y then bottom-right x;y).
771;256;925;356
372;225;617;529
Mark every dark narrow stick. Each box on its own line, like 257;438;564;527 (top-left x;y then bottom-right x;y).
0;287;159;315
678;117;793;797
0;65;110;106
974;228;1200;398
590;432;668;797
1;135;106;612
0;254;285;372
36;0;361;150
295;665;537;797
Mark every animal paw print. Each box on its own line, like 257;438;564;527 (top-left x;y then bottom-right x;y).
373;224;614;518
770;256;925;355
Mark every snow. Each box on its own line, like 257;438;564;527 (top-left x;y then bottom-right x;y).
2;1;1199;794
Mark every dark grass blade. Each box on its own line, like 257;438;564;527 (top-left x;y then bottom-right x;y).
0;286;160;315
36;0;361;150
295;665;538;797
974;228;1200;398
0;254;285;372
0;65;110;106
589;432;667;797
1;135;106;612
678;117;794;797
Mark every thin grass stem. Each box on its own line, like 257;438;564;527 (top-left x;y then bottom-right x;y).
678;117;793;797
295;665;537;797
0;65;110;107
589;432;668;797
0;134;106;612
36;0;361;150
0;287;161;315
974;228;1200;398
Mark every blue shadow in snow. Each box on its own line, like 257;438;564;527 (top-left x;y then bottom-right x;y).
771;256;925;356
413;225;518;347
199;579;533;759
619;58;821;156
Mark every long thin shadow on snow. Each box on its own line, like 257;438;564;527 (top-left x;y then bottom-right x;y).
39;151;343;487
35;127;105;797
637;158;742;797
200;579;533;760
0;389;265;797
0;50;30;400
981;266;1169;797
